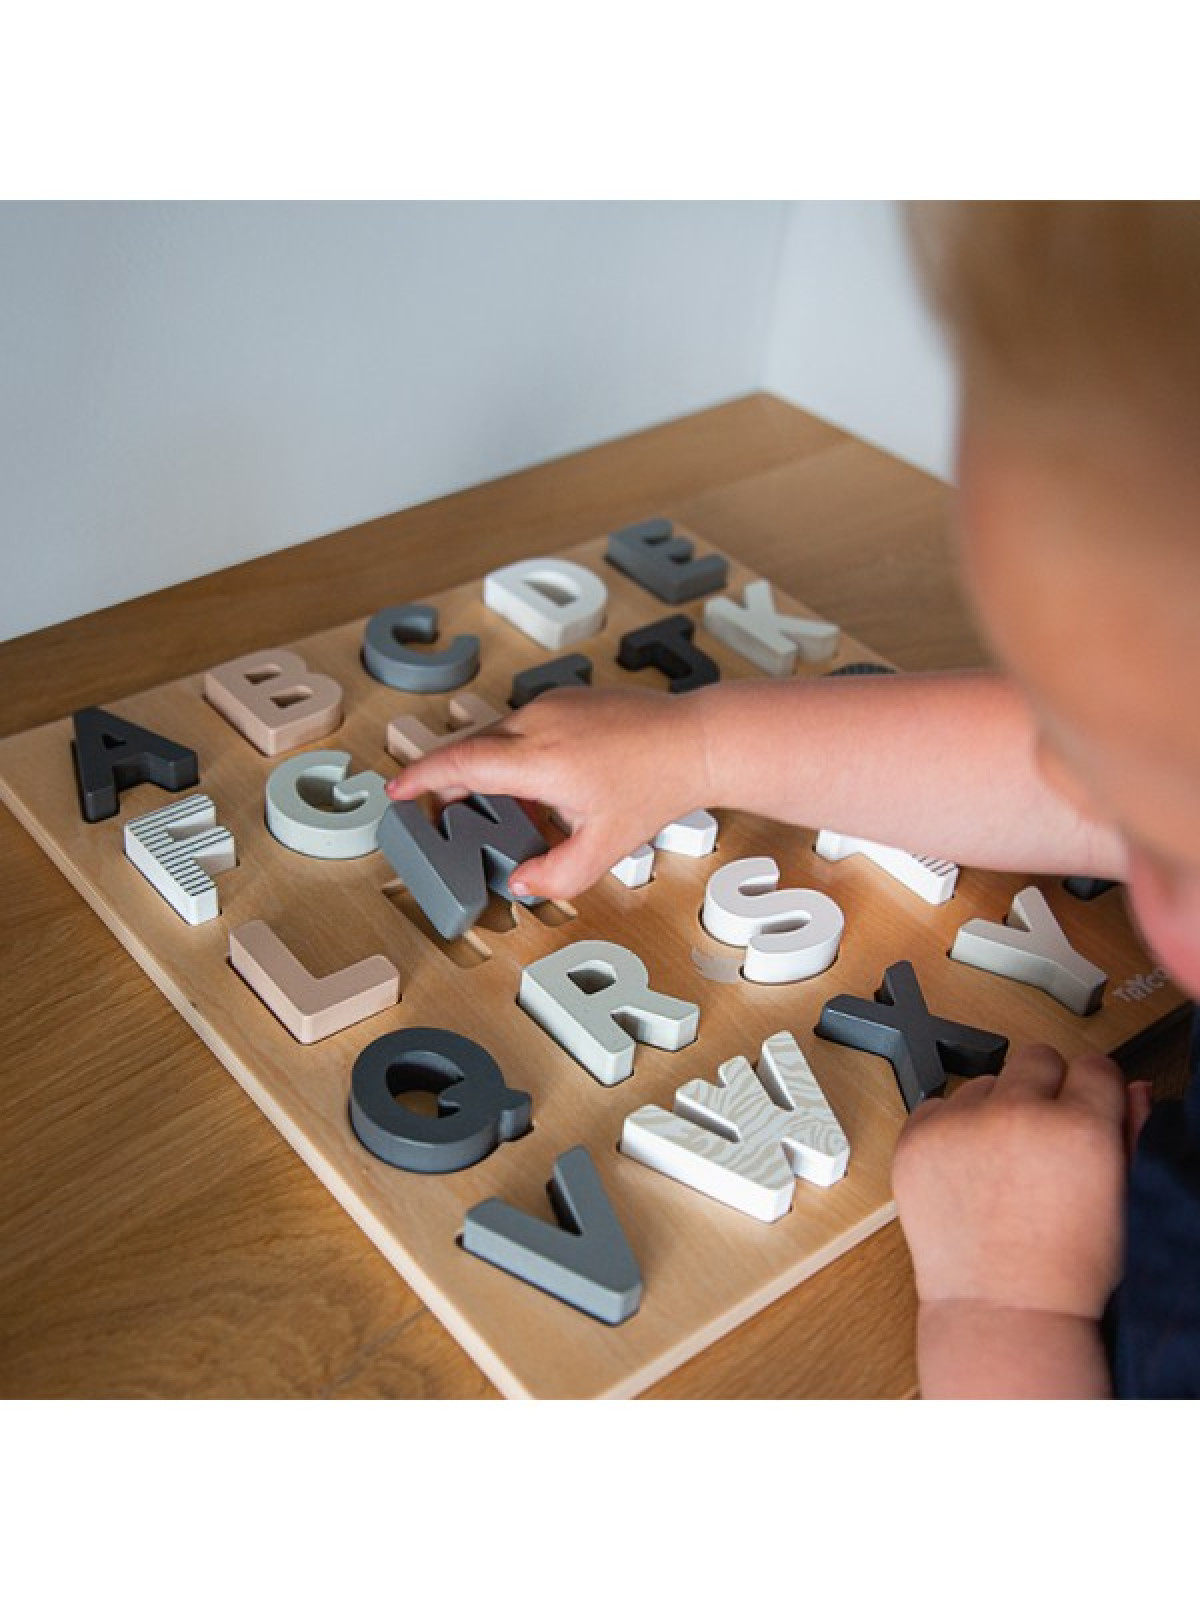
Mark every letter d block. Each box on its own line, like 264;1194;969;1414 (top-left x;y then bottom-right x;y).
483;558;607;650
519;939;699;1086
204;648;344;756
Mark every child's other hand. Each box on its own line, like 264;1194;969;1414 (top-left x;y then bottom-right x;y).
892;1044;1131;1322
384;688;709;902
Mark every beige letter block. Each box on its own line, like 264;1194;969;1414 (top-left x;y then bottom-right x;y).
386;693;505;763
204;648;344;756
229;920;400;1044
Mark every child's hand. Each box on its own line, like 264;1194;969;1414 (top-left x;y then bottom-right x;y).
384;688;710;901
892;1044;1130;1321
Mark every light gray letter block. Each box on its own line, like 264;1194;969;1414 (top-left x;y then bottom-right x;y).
519;938;700;1086
704;579;839;674
265;751;390;859
951;885;1107;1015
620;1030;849;1222
462;1145;642;1324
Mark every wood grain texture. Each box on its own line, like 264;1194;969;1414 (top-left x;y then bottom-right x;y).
0;395;1187;1399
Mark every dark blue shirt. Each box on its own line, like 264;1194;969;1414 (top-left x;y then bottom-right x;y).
1108;1009;1200;1397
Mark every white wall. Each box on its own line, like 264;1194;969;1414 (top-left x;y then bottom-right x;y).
763;200;958;481
0;200;956;641
0;202;787;638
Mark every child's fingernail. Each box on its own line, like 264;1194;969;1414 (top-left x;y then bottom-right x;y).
510;881;529;897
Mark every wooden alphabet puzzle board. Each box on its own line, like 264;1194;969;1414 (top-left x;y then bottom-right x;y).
0;529;1184;1397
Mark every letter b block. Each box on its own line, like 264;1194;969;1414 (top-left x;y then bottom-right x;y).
204;648;343;756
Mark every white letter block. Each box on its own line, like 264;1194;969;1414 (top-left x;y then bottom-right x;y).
519;938;700;1086
610;844;655;888
620;1030;849;1222
483;557;608;650
814;828;959;906
951;885;1108;1015
124;794;236;925
653;809;719;857
703;579;839;675
702;856;844;983
611;810;719;888
265;751;390;859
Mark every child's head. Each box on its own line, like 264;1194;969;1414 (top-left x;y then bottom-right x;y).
907;201;1200;995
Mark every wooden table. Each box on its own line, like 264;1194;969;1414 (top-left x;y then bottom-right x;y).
1;395;1186;1399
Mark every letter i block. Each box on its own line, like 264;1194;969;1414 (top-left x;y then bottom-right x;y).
204;648;343;756
463;1146;643;1324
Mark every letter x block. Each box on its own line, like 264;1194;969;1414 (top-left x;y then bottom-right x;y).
817;960;1009;1112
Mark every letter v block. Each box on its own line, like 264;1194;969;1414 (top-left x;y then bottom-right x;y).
621;1031;849;1222
704;579;839;675
519;939;699;1086
462;1145;643;1324
124;794;236;924
817;960;1009;1113
378;793;549;940
204;648;343;756
229;920;400;1044
951;886;1107;1015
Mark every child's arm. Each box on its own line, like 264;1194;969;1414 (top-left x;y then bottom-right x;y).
386;670;1126;901
892;1045;1134;1398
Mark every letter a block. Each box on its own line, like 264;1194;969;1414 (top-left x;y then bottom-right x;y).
204;648;343;756
72;706;198;823
950;886;1107;1015
519;939;700;1086
621;1031;849;1221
